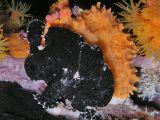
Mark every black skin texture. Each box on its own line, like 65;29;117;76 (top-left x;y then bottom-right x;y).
25;20;114;111
27;20;44;54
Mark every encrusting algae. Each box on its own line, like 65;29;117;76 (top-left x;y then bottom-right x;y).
0;24;8;59
117;0;160;60
42;0;139;99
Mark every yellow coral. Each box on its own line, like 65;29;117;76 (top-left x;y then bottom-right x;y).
117;0;160;60
0;24;8;59
6;0;31;30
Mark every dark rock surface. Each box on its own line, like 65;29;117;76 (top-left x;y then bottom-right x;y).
25;20;114;111
0;82;65;120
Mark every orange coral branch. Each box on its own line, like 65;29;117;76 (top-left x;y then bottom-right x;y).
41;0;71;47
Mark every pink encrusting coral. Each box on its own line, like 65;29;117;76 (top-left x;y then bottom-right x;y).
41;0;71;47
45;7;71;27
0;57;47;94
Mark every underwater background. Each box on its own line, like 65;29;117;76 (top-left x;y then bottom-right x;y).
0;0;160;120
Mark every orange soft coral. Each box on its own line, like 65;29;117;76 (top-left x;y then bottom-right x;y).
43;2;138;98
117;0;160;60
66;3;138;98
8;33;30;58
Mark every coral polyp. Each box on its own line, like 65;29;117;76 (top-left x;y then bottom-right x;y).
115;0;142;29
117;0;160;60
0;24;8;59
6;0;31;30
49;0;69;13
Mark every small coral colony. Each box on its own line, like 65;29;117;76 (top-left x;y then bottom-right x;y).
0;0;160;110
